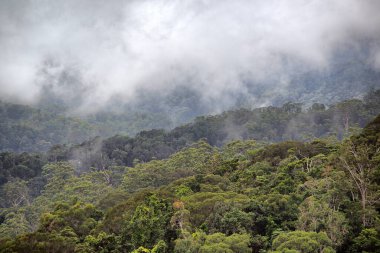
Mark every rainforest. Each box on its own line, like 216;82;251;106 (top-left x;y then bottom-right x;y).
1;1;380;252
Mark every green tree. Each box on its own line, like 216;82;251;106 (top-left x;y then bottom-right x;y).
1;178;30;207
127;194;173;250
174;232;250;253
339;140;379;227
0;211;30;238
297;196;349;247
76;232;121;253
271;231;335;253
349;228;380;253
39;201;102;239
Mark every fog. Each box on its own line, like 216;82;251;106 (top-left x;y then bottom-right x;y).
1;0;380;113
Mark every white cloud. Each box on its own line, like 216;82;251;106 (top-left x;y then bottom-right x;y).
0;0;379;111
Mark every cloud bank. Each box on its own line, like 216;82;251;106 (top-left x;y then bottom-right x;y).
1;0;380;112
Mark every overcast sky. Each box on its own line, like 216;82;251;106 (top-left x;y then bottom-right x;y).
1;0;380;111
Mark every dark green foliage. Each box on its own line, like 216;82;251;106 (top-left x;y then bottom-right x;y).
349;228;380;253
0;151;46;188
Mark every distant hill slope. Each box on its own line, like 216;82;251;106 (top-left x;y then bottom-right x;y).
1;90;379;154
50;90;380;169
0;101;174;152
0;101;96;152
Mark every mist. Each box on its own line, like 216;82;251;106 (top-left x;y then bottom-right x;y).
1;0;380;114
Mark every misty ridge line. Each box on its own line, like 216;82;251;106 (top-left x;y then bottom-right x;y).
41;90;380;172
2;88;379;170
1;0;380;113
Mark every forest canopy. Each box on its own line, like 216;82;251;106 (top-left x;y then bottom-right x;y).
0;111;379;252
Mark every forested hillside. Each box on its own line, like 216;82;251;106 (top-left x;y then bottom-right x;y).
0;101;95;152
1;90;380;154
32;90;380;169
0;101;174;152
0;113;379;252
0;90;379;188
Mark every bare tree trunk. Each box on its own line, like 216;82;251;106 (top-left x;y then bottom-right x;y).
340;141;375;227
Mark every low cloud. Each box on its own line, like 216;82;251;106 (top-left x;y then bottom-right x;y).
1;0;380;112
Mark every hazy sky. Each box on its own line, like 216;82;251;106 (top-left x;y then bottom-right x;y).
1;0;380;111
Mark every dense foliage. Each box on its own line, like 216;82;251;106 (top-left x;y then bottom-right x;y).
0;112;379;252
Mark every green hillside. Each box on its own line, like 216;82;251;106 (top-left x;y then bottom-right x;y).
0;114;379;252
